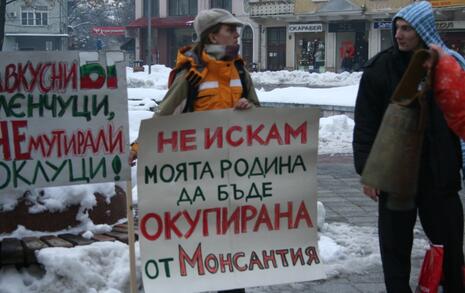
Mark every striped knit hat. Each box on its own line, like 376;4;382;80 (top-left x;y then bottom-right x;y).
393;1;465;69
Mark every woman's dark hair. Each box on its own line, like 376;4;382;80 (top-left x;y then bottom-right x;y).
192;23;223;57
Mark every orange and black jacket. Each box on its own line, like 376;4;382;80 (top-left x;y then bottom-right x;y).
157;46;260;115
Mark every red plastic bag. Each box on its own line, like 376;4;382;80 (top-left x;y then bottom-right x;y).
416;244;444;293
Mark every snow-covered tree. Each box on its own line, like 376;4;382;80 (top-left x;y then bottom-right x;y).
68;0;134;50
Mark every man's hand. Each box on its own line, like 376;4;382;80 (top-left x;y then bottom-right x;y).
234;98;252;110
362;185;380;201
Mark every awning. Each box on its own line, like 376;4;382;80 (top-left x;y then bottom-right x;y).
126;16;194;29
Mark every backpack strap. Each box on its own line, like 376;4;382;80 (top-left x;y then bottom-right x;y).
185;50;206;72
182;50;206;113
183;71;198;113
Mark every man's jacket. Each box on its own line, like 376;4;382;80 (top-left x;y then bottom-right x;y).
353;47;462;193
353;0;464;193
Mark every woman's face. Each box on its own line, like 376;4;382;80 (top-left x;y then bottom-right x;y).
209;24;239;46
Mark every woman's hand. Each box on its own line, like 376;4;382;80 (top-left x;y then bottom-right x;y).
423;44;446;71
128;144;139;166
234;98;252;110
128;150;137;166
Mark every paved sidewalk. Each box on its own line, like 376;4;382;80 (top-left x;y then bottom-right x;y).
311;154;398;293
249;154;465;293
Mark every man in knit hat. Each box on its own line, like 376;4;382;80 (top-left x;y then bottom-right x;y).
353;1;465;292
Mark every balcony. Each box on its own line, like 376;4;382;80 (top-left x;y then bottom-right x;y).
249;1;295;17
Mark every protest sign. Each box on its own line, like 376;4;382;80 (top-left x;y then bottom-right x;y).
138;108;325;292
0;51;130;190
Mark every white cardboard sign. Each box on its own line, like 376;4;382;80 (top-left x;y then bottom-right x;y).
138;108;325;292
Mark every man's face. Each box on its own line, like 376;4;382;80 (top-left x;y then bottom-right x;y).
395;19;422;52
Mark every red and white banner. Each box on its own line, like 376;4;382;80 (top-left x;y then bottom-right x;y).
137;108;326;292
91;26;126;36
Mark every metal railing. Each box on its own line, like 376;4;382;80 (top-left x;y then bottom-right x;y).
249;1;295;16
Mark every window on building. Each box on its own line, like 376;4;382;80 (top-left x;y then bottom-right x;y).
21;6;48;26
169;0;197;16
143;0;159;17
241;26;253;68
210;0;231;11
45;40;53;51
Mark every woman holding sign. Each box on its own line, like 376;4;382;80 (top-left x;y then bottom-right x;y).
129;8;260;293
129;8;259;164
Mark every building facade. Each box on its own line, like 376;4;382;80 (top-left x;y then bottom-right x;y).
127;0;259;68
3;0;68;51
128;0;465;72
250;0;465;72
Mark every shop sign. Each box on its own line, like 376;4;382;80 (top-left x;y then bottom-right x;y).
91;26;126;36
328;21;366;32
436;21;465;30
288;23;324;33
373;21;391;30
430;0;465;8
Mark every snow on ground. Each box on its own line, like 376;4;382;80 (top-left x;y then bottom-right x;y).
126;64;172;89
250;70;362;88
0;66;404;293
126;65;360;106
126;65;362;89
319;115;355;154
0;225;429;293
0;241;141;293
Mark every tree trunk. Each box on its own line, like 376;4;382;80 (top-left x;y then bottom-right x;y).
0;0;6;50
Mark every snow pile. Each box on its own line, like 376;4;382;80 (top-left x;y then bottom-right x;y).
0;192;24;212
256;85;357;107
123;64;360;110
0;183;115;213
126;65;171;89
0;223;114;242
319;223;428;277
0;241;141;293
28;183;115;214
318;115;354;154
127;88;162;111
251;70;362;87
125;64;362;89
